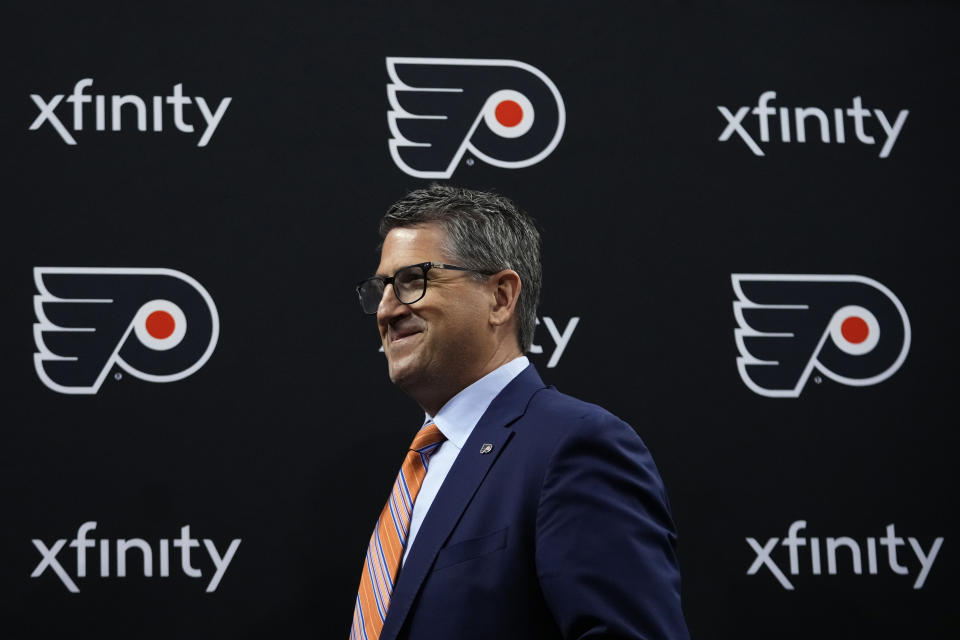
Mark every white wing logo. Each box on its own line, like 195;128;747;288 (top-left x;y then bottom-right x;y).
34;267;219;394
733;274;911;398
387;57;566;178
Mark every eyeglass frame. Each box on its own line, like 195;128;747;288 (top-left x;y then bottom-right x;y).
355;261;498;315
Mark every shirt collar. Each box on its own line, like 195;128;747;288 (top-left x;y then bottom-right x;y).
425;356;529;450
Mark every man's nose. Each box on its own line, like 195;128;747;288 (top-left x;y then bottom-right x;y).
377;282;406;321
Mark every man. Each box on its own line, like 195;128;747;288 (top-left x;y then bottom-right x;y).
351;184;688;640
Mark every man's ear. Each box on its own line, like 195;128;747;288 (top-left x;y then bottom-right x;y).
489;270;522;328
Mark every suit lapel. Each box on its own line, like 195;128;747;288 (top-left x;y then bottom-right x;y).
378;365;546;640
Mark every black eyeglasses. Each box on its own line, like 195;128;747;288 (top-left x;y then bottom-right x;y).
356;262;496;315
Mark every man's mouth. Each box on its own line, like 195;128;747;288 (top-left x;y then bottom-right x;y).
390;327;422;343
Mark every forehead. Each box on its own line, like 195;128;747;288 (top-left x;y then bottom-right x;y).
376;223;449;274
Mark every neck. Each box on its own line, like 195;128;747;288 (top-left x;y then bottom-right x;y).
414;346;523;416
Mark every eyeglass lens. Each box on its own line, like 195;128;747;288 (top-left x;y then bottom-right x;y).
393;265;426;303
358;264;428;313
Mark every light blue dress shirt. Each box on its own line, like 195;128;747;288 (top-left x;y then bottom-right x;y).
401;355;529;566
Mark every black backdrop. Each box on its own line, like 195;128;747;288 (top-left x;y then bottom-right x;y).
2;2;956;638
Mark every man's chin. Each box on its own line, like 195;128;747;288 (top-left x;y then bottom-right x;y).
386;357;418;389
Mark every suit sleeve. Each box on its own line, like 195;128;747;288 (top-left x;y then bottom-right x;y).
534;412;689;640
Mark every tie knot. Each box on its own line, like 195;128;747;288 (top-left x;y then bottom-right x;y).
410;422;446;454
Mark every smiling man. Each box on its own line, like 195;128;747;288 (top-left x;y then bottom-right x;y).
350;184;689;640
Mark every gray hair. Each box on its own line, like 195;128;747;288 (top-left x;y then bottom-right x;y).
379;184;542;351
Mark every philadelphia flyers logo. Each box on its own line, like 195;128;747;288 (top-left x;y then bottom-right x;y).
732;274;910;398
387;57;566;178
34;267;219;394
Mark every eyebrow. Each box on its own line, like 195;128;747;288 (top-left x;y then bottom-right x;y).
372;266;399;279
371;264;395;278
373;262;421;279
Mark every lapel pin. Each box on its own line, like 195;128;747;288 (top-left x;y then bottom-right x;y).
480;443;493;454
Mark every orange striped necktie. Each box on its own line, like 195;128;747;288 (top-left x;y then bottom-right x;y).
350;422;446;640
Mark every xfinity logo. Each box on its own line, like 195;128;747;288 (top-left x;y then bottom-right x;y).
528;316;579;368
29;78;232;147
31;521;241;593
719;91;909;157
747;520;943;590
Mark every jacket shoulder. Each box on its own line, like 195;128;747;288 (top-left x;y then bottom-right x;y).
522;386;646;450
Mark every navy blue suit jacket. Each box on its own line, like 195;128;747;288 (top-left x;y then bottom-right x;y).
379;365;689;640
